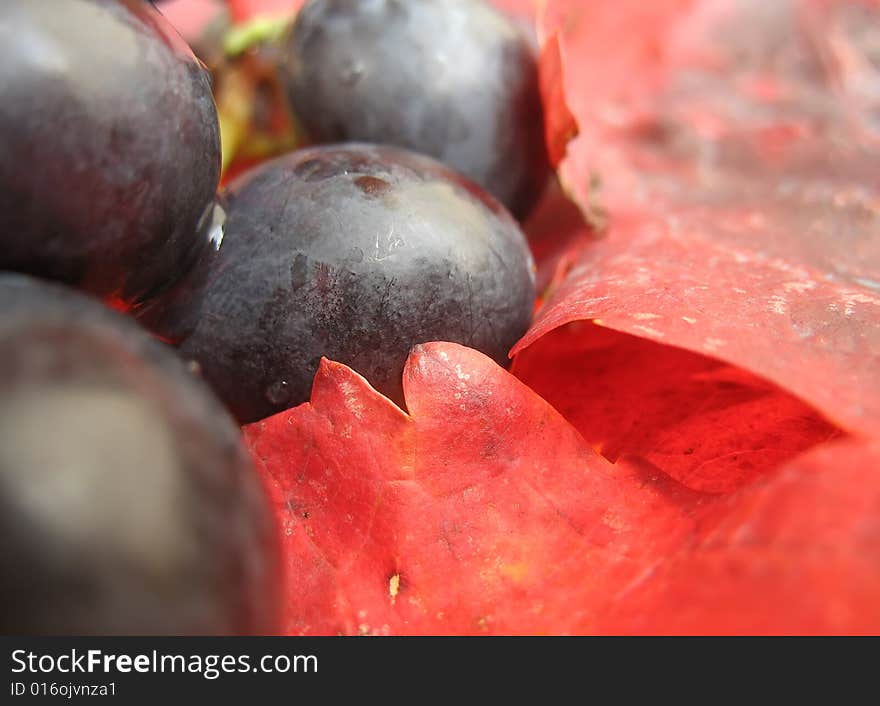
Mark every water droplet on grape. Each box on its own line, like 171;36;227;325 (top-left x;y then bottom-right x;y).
265;380;291;406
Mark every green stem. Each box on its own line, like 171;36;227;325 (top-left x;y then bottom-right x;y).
223;15;293;57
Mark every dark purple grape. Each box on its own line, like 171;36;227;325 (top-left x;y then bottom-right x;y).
0;0;220;305
0;274;279;635
174;144;536;424
279;0;549;220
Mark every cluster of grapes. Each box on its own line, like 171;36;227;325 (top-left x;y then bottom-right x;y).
0;0;547;633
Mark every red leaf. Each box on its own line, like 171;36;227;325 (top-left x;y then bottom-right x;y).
156;0;225;40
245;346;880;634
227;0;303;23
244;344;710;635
523;180;596;296
519;0;880;437
538;0;691;203
600;439;880;635
513;322;843;493
538;33;578;168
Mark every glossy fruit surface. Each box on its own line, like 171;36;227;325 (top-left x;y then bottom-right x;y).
280;0;549;219
178;143;536;424
0;274;279;635
0;0;220;304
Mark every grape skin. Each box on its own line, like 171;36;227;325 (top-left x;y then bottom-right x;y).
0;0;220;305
0;274;279;635
281;0;549;220
177;144;536;424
